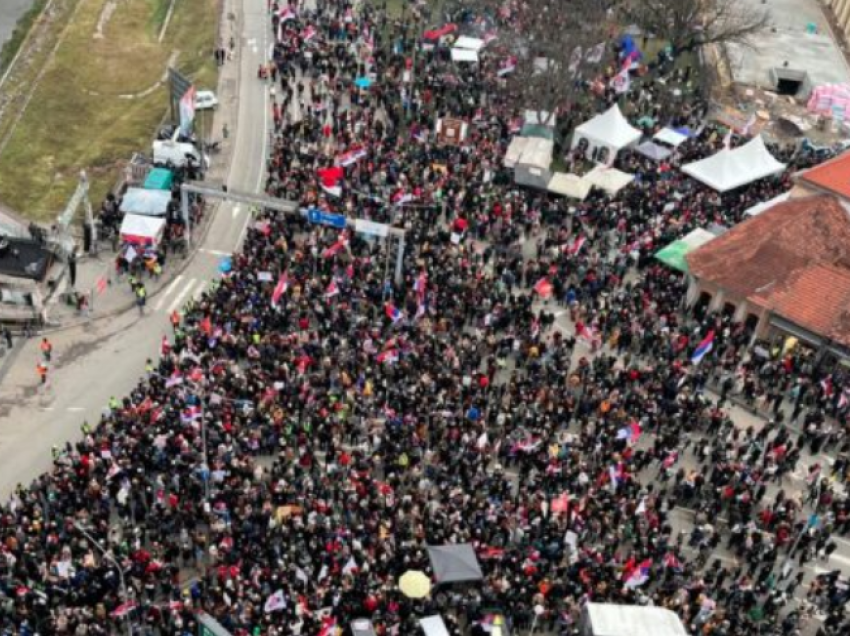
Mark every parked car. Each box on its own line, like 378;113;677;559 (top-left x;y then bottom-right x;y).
195;90;219;110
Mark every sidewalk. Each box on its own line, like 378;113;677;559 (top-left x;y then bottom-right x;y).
40;0;243;333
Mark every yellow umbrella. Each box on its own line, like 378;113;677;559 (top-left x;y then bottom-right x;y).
398;570;431;599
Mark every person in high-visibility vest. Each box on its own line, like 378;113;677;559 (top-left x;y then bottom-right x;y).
135;283;147;315
40;338;52;362
36;362;48;385
171;310;180;332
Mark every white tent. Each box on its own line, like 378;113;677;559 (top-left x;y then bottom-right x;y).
584;166;635;195
120;214;166;247
653;127;689;148
517;138;553;171
504;137;529;168
681;136;786;192
547;173;592;200
453;36;485;51
572;105;641;161
451;48;478;63
745;192;791;217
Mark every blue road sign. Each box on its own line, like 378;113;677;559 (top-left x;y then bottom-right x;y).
307;208;347;229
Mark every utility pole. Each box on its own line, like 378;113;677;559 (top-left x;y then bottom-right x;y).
74;523;132;636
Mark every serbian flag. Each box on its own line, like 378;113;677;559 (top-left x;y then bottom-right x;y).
279;5;296;21
325;279;340;298
690;330;715;365
377;349;399;364
111;600;138;618
179;86;196;135
385;303;403;323
423;23;457;41
322;235;348;259
165;371;183;388
413;271;427;302
318;617;338;636
624;559;652;588
264;589;287;614
271;272;289;307
181;405;202;424
663;553;683;571
334;146;368;167
533;277;553;298
616;421;642;444
610;67;631;94
317;166;344;197
566;235;586;255
498;56;517;76
302;25;317;41
608;464;625;491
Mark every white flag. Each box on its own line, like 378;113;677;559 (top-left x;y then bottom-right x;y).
342;556;357;575
264;590;287;614
296;567;308;584
318;564;329;581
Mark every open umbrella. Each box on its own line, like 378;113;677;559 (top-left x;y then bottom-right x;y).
399;570;431;599
354;77;373;89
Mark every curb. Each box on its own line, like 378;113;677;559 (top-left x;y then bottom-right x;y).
39;0;243;336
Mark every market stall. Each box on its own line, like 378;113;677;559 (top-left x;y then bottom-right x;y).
120;214;166;247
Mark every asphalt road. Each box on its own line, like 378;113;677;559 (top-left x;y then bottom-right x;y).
0;0;33;53
0;0;270;498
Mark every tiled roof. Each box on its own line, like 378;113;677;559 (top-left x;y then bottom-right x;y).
686;195;850;344
797;151;850;200
758;264;850;347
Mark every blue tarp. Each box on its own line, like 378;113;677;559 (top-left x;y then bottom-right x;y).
620;35;642;62
144;168;174;191
120;187;171;217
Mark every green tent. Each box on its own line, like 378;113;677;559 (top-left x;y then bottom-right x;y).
654;228;717;272
521;123;555;140
144;168;174;191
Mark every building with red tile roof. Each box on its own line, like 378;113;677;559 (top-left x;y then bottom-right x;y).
796;150;850;201
685;194;850;353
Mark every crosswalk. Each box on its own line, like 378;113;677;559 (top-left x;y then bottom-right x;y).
153;275;209;313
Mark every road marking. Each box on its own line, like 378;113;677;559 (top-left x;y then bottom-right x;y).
40;407;54;412
200;248;232;257
232;204;241;219
191;279;208;300
831;536;850;548
166;278;197;314
828;553;850;566
67;407;85;412
155;275;184;311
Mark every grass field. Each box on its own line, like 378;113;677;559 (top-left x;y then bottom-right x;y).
0;0;219;221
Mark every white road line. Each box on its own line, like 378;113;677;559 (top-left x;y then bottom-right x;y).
256;27;269;194
67;407;85;412
155;274;184;311
191;279;208;300
200;248;232;257
232;204;241;219
40;407;54;412
831;536;850;548
166;278;197;314
828;553;850;566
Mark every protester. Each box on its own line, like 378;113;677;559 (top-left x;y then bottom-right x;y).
0;2;849;636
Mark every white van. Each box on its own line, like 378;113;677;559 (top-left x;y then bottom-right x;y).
152;140;207;168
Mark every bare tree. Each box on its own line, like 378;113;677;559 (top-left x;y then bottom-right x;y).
461;0;623;126
625;0;769;55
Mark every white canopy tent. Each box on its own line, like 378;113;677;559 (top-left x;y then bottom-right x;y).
571;105;641;162
120;214;166;247
547;173;592;200
584;166;635;195
453;36;485;51
744;192;791;217
681;136;786;192
504;137;529;168
653;127;689;147
451;48;479;63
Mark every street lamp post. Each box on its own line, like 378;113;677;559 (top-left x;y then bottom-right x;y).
74;522;133;636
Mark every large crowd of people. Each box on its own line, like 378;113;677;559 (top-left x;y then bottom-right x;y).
1;1;850;635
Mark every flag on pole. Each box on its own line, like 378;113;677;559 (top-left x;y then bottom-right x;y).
611;68;630;94
325;279;340;298
384;303;403;323
179;86;197;136
180;405;202;424
271;272;289;307
690;330;715;365
342;556;358;575
279;5;296;21
623;559;652;588
322;235;349;259
566;236;586;255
